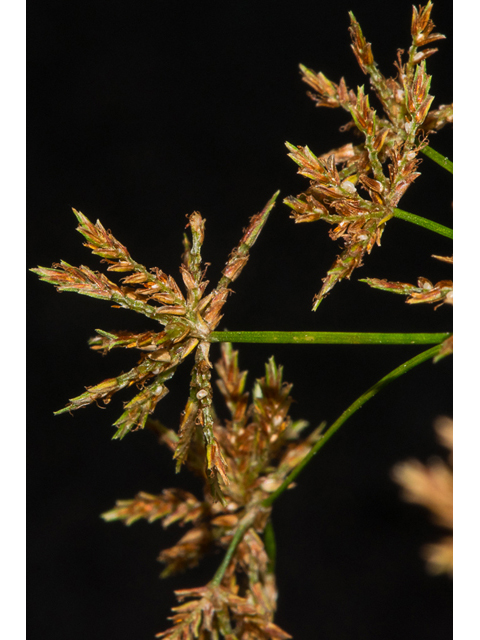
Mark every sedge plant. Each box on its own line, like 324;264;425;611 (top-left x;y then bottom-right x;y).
32;3;452;637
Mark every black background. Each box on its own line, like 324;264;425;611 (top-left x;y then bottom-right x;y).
28;1;453;638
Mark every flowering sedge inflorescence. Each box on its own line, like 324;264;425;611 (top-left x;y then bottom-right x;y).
33;195;327;636
102;343;323;638
284;1;452;309
31;2;451;637
32;193;279;496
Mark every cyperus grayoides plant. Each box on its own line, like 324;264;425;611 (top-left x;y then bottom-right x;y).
32;2;452;637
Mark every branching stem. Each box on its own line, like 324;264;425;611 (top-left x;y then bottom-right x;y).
209;331;450;345
394;208;453;239
211;509;258;587
421;145;453;174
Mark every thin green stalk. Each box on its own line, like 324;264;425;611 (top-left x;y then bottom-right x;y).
394;208;453;239
421;145;453;174
211;509;257;587
209;331;450;345
262;343;443;508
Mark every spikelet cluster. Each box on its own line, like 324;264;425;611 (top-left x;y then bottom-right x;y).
32;194;279;493
102;344;323;638
285;2;451;308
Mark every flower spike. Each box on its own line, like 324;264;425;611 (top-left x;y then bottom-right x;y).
287;3;450;309
32;192;279;493
103;345;320;639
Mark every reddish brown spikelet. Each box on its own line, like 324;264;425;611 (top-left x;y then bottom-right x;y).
411;1;446;48
158;525;213;577
101;489;205;526
422;103;453;132
72;208;131;264
361;276;453;306
31;261;119;300
215;342;249;427
348;12;374;73
299;64;341;108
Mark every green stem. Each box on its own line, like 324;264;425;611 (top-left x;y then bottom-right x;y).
394;208;453;239
209;331;450;345
211;509;257;587
262;343;443;508
421;145;453;174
